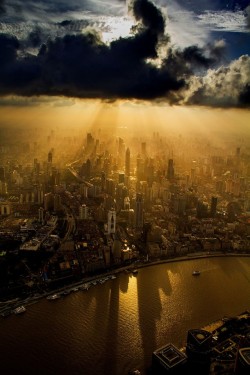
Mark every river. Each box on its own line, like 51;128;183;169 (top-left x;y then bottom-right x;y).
0;256;249;375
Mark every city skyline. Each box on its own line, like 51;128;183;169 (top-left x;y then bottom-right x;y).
0;120;250;375
0;2;250;375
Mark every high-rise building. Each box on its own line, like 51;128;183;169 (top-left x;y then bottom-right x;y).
81;159;91;178
44;192;54;211
101;172;106;192
79;204;88;220
108;209;116;234
136;155;144;181
145;158;154;186
124;196;130;210
125;148;130;177
0;203;11;215
48;150;53;163
80;184;88;198
186;329;212;367
0;181;7;195
167;159;174;180
38;207;44;223
37;186;44;204
86;133;94;150
210;196;218;217
197;200;208;219
141;142;146;156
112;234;121;263
0;166;5;181
53;194;61;212
235;348;250;374
134;193;144;229
106;178;116;196
118;137;125;154
118;173;125;184
152;343;187;374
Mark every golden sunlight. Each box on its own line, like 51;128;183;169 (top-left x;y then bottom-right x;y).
101;16;134;43
0;96;249;140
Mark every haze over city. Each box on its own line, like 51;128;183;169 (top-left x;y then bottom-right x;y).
0;1;250;375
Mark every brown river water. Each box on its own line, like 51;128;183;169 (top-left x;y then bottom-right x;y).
0;256;249;375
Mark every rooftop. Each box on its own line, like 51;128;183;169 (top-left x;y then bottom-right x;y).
153;343;187;369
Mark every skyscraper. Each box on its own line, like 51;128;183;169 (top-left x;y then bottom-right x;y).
108;209;116;234
79;204;88;220
125;148;130;177
48;150;53;163
136;155;144;181
38;207;44;224
86;133;94;148
141;142;146;156
0;166;6;181
134;193;144;229
210;196;218;217
167;159;174;180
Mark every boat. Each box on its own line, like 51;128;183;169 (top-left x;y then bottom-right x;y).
46;294;60;300
110;275;116;279
80;283;89;291
13;305;26;314
129;370;141;375
192;270;200;276
62;290;70;296
132;269;138;275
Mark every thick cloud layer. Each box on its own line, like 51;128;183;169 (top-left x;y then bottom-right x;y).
186;55;250;107
166;0;250;12
132;0;165;33
246;6;250;29
0;0;249;107
0;0;5;14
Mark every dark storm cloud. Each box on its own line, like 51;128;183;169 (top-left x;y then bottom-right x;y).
182;46;214;68
239;84;250;105
178;41;226;71
131;0;165;34
0;0;6;15
167;0;250;12
0;34;19;65
246;6;250;29
0;0;185;100
28;27;43;48
32;29;184;99
0;0;249;107
161;39;226;79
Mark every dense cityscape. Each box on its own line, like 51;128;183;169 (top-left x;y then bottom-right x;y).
0;0;249;373
1;123;250;374
0;124;250;296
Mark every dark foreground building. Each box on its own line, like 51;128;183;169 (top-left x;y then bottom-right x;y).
152;311;250;374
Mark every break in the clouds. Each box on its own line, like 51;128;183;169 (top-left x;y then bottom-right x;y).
0;0;249;108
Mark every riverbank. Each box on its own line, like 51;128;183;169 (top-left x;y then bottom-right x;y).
1;252;250;315
134;251;250;270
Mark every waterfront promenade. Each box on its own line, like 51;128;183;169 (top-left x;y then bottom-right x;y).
1;252;250;315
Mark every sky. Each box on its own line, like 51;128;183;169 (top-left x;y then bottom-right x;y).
0;0;249;132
